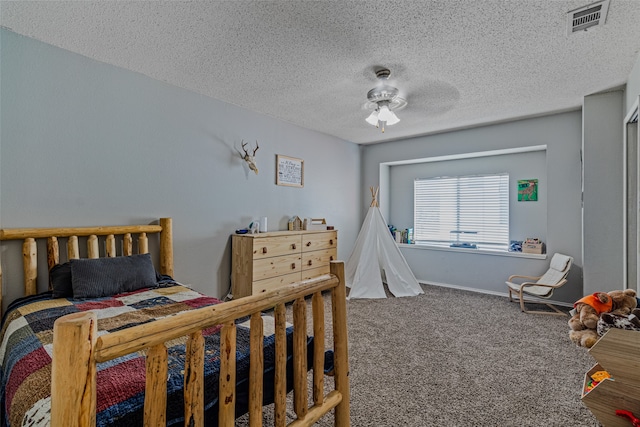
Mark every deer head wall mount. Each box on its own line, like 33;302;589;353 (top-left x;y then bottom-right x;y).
240;140;259;174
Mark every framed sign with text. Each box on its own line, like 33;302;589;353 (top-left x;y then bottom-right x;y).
276;155;304;187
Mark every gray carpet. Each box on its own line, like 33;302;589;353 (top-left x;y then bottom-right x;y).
239;284;601;426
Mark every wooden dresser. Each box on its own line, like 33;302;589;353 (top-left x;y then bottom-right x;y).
231;229;338;298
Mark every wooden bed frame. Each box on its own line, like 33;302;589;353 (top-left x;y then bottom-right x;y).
0;218;350;427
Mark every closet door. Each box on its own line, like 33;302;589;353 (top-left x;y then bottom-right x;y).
625;97;639;293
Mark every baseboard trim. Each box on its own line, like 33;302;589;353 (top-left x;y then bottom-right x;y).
417;280;573;308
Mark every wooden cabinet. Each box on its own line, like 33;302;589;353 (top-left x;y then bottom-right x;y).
581;328;640;426
231;230;337;298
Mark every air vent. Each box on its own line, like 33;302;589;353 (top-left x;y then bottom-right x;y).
567;0;610;35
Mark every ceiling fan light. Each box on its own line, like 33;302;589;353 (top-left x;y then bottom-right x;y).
377;105;392;122
365;68;407;132
365;109;379;126
385;111;400;126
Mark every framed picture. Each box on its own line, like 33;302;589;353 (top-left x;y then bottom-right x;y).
276;155;304;187
517;179;538;201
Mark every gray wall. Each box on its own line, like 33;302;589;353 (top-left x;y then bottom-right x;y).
582;90;624;294
362;112;584;302
0;29;361;307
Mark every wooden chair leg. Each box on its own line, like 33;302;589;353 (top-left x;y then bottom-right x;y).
518;291;526;312
508;286;567;316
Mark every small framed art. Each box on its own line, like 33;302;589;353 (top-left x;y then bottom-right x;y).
517;179;538;201
276;155;304;187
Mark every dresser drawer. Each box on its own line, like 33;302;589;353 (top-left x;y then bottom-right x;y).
301;248;337;271
253;254;301;280
302;266;332;281
301;231;337;252
252;235;301;259
253;272;302;294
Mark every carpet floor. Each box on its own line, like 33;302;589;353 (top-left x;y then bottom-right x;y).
239;284;601;426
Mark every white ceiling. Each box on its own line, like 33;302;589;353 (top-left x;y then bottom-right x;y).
2;1;640;145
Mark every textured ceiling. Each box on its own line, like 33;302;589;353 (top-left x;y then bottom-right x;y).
2;1;640;144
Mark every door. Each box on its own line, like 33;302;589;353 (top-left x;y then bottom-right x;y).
624;97;639;293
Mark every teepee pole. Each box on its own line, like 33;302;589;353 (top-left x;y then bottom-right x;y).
370;186;379;207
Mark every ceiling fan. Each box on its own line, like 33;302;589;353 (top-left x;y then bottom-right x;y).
364;68;407;133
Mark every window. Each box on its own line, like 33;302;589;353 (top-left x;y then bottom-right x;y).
414;173;509;250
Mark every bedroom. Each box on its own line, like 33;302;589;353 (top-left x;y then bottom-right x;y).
1;1;640;426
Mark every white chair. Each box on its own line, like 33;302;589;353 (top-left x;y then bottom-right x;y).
506;253;573;315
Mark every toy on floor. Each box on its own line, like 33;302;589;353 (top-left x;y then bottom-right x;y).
584;370;611;394
569;289;638;348
584;379;597;393
616;409;640;427
569;292;612;330
607;289;640;315
568;292;612;348
591;370;611;382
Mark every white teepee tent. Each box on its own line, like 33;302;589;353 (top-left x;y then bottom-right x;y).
345;188;424;299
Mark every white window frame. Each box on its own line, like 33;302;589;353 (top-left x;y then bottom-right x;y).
414;173;510;250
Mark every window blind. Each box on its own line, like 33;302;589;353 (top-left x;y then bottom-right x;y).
414;173;509;248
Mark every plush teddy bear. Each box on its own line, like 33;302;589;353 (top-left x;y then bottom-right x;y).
569;328;599;348
607;289;638;315
568;292;612;348
568;292;612;331
569;289;638;348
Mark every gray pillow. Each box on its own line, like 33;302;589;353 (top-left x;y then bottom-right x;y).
71;253;158;298
50;262;73;298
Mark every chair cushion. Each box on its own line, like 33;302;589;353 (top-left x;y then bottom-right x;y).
549;254;572;272
536;268;566;286
506;281;554;297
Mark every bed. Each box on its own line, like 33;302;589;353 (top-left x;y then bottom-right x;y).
0;218;350;426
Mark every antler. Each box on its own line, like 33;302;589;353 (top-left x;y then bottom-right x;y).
239;139;259;175
241;140;259;155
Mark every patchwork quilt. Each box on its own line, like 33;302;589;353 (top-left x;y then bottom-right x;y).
0;285;299;427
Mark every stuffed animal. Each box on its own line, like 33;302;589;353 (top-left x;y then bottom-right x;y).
568;292;611;348
598;308;640;336
568;292;612;331
569;289;638;348
606;289;638;315
569;327;599;348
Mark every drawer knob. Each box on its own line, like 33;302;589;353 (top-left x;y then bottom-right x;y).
329;239;334;245
330;256;334;261
306;241;312;247
292;243;296;249
308;260;313;266
262;247;268;254
291;263;296;270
